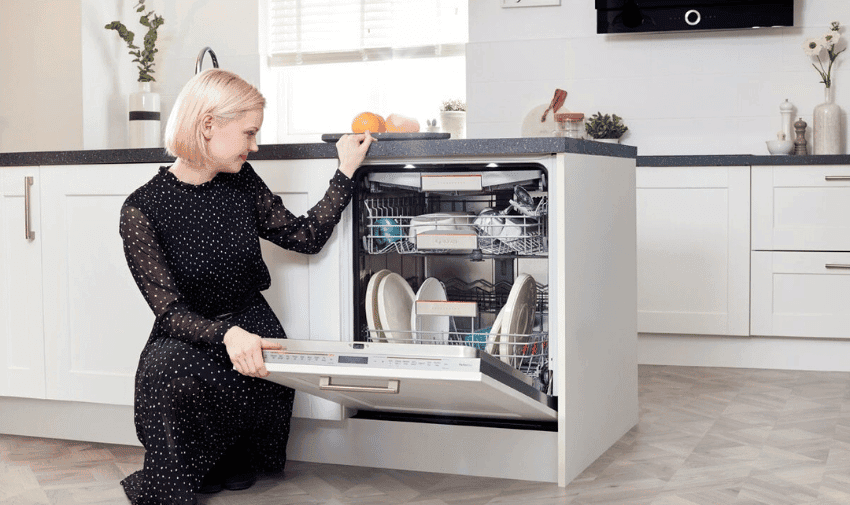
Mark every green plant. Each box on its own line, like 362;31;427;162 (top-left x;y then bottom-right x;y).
105;1;165;82
440;99;466;112
584;112;628;139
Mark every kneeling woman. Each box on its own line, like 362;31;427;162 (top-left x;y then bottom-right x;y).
119;69;374;504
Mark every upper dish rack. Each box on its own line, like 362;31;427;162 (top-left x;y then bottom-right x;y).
362;194;548;256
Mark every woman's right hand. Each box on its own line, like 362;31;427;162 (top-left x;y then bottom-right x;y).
336;132;376;178
223;326;283;378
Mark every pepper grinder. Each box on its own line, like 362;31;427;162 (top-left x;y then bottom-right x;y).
794;117;808;156
780;99;794;143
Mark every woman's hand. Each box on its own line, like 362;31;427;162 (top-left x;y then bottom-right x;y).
223;326;283;378
336;132;376;178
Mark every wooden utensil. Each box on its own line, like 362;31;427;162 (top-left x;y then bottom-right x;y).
541;89;567;122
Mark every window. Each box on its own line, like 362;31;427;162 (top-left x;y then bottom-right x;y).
263;0;467;142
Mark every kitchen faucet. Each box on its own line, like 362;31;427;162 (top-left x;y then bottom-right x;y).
195;47;219;74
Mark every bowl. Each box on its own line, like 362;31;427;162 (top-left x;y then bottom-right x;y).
766;139;794;155
374;217;403;246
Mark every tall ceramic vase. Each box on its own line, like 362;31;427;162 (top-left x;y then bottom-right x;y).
813;85;841;155
129;81;161;148
440;111;466;139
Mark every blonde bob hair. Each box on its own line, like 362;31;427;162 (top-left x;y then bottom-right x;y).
165;69;265;164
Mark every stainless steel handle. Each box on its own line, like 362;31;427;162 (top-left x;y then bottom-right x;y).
319;377;399;394
825;264;850;269
824;176;850;181
24;176;35;241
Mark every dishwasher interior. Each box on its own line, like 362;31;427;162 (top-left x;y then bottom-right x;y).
352;162;554;404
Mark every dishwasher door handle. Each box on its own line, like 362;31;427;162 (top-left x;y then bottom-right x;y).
319;377;400;394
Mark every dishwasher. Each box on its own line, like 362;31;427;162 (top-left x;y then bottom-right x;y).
262;159;558;426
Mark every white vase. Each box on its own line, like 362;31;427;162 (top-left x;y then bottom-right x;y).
440;111;466;139
595;138;620;144
813;85;842;155
129;81;161;148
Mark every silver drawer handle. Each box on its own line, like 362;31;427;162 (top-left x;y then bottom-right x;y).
319;377;399;394
24;176;35;241
825;264;850;269
824;176;850;181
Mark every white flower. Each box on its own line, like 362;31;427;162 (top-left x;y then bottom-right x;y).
822;30;842;48
803;38;824;56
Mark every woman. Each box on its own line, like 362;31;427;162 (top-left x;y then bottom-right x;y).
119;69;374;504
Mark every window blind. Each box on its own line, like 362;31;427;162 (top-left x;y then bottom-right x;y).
268;0;467;66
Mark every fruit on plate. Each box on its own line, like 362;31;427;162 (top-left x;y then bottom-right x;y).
385;113;420;133
351;112;387;133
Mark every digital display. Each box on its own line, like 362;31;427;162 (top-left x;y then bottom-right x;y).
338;355;368;365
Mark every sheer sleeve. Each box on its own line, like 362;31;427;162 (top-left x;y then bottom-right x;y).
120;204;235;345
254;168;355;254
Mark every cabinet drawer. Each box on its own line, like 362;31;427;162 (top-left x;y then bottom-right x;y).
752;166;850;251
751;251;850;338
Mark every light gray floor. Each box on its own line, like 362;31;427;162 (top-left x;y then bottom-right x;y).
3;365;850;504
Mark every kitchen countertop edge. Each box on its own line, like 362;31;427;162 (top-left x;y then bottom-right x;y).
637;154;850;166
0;138;636;167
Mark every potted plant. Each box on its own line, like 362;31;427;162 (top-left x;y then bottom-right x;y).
440;99;466;139
105;0;165;148
584;112;628;143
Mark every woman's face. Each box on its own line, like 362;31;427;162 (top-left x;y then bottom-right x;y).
206;109;263;174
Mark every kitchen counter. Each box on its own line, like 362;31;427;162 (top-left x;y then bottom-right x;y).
0;138;635;166
638;154;850;166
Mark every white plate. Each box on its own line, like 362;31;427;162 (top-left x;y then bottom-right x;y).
410;277;450;343
409;212;474;245
377;272;416;343
487;307;505;356
499;274;537;364
365;269;392;342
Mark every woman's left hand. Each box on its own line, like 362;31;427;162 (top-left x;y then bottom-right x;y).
336;132;376;178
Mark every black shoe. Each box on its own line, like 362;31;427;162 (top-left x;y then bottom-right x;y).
223;470;256;491
197;474;223;494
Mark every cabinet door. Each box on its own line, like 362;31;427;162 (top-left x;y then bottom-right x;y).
39;165;158;405
752;251;850;338
636;166;750;336
252;159;349;421
0;167;45;398
752;165;850;251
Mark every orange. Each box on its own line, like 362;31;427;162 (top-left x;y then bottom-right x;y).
351;112;386;133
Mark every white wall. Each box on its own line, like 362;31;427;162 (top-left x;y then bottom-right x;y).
0;0;83;152
0;0;261;152
81;0;261;150
467;0;850;155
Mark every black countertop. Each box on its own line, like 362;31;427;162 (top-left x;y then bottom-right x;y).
0;138;635;167
2;139;848;167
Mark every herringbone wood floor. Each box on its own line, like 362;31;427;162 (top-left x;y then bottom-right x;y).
3;365;850;504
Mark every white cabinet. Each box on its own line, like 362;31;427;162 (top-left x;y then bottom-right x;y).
636;166;750;336
252;159;349;421
751;165;850;338
0;167;45;398
752;251;850;338
39;164;159;404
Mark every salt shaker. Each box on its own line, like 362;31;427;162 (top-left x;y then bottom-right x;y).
780;99;794;143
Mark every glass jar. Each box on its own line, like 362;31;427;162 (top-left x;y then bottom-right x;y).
555;112;584;139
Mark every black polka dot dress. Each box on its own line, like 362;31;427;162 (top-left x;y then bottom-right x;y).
118;163;354;505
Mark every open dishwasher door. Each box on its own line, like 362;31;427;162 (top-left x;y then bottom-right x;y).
262;339;556;421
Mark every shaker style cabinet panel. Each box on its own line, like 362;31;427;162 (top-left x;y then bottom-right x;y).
751;251;850;338
636;167;750;336
751;165;850;338
39;165;158;405
0;167;46;398
253;159;349;421
752;165;850;251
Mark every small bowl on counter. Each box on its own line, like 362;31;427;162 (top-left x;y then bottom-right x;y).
766;139;794;155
